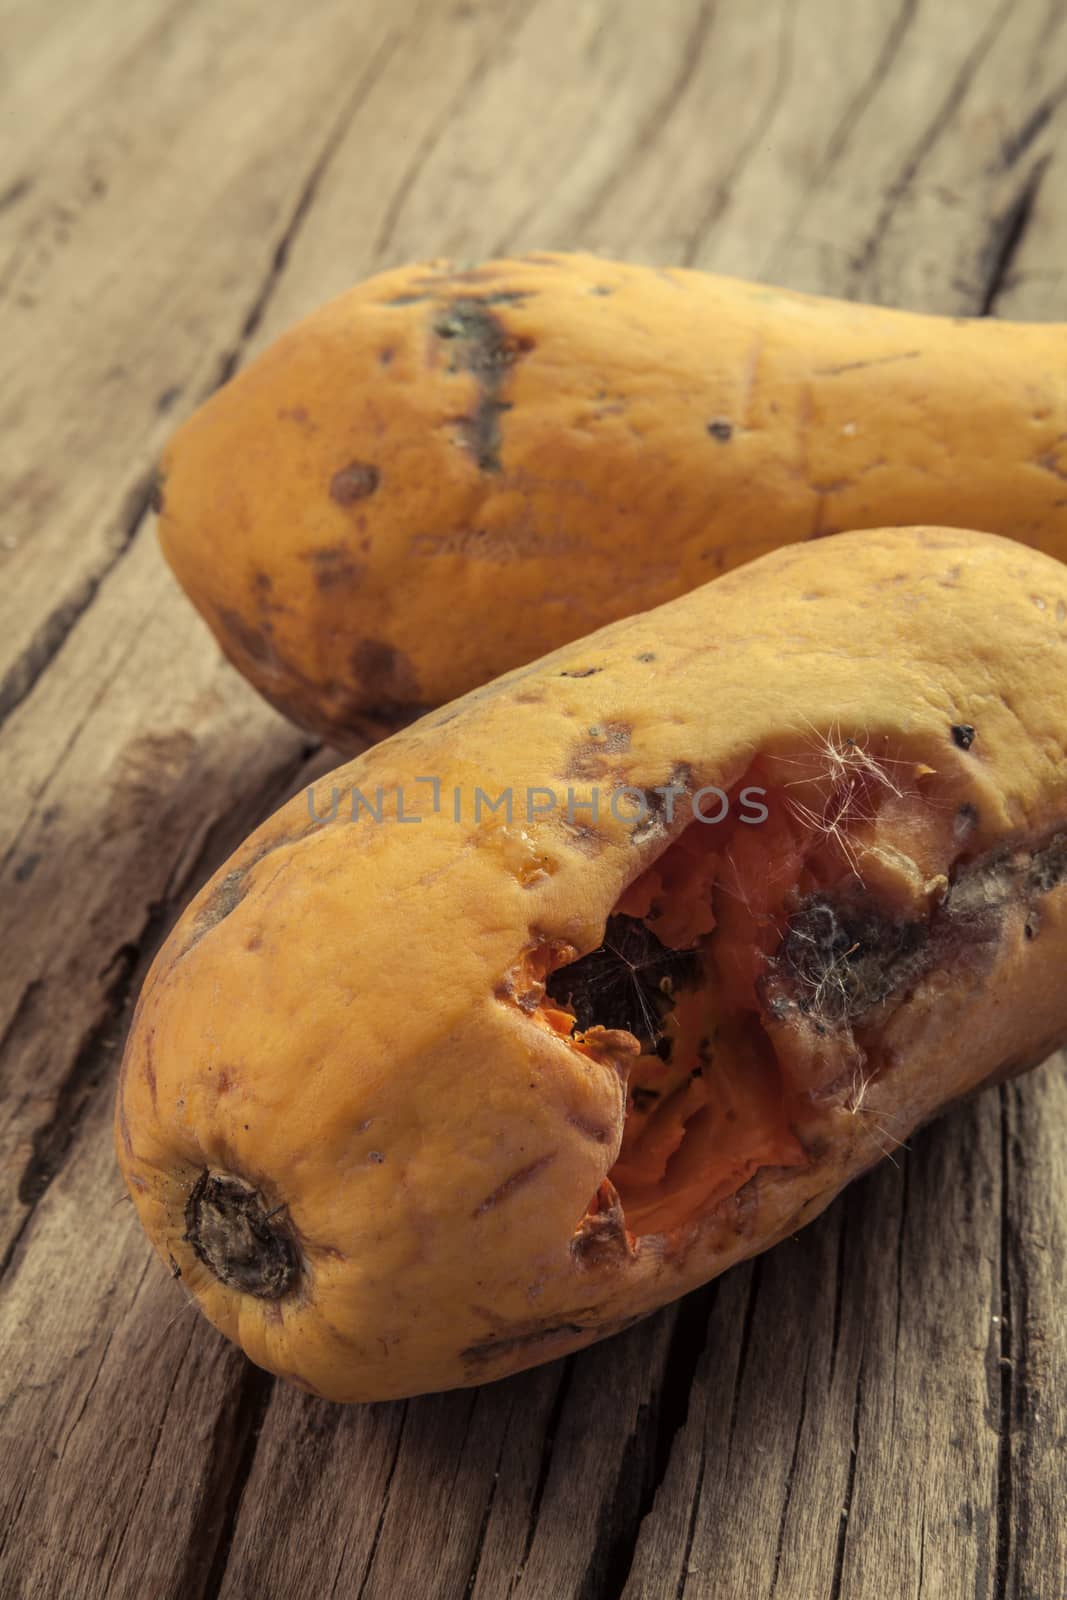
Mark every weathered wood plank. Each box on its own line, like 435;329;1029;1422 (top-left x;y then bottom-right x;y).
0;0;423;726
0;0;1064;1596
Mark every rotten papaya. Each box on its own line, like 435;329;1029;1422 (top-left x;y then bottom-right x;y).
156;253;1067;744
116;526;1067;1402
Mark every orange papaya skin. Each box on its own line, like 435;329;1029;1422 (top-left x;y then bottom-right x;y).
116;527;1067;1402
157;253;1067;745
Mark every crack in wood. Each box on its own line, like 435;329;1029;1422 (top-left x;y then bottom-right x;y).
674;1445;706;1600
682;0;797;267
628;1283;718;1579
98;1313;203;1594
849;0;1016;291
0;467;157;733
768;0;919;275
350;1402;409;1600
465;1399;511;1597
558;0;717;242
892;1150;911;1426
371;0;525;265
827;1211;849;1393
829;1357;864;1600
978;155;1051;315
195;1364;278;1600
768;1347;810;1598
510;1356;575;1597
725;1257;763;1468
992;1085;1014;1600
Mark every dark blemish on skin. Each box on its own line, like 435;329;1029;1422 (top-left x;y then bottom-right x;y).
301;547;363;592
157;387;181;414
350;638;420;708
14;854;39;883
560;666;602;678
116;1099;133;1159
143;1041;157;1111
636;652;656;663
330;462;380;505
472;1152;557;1217
561;821;606;855
707;418;733;442
386;293;430;306
379;348;394;366
954;801;979;840
952;723;976;750
566;720;632;779
433;298;531;472
216;1069;233;1095
184;1171;298;1300
185;867;250;952
149;470;166;515
181;832;305;958
252;572;273;596
589;285;613;296
218;609;274;667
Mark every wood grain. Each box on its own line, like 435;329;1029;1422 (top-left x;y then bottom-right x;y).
0;0;1064;1596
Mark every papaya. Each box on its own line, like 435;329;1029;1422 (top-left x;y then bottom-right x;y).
156;252;1067;745
116;526;1067;1403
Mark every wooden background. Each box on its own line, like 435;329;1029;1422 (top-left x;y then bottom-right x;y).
1;2;1065;1596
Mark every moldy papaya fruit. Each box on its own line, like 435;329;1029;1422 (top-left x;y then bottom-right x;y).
156;253;1067;744
116;526;1067;1402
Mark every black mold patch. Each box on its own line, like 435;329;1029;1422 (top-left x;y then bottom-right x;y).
1027;831;1067;893
769;827;1067;1029
433;297;528;471
545;914;701;1048
707;418;733;442
951;723;976;750
774;897;928;1024
184;1171;298;1300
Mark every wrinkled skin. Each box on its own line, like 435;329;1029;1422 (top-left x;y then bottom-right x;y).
117;528;1067;1402
157;253;1067;743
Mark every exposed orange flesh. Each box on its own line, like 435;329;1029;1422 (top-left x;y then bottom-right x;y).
544;745;969;1239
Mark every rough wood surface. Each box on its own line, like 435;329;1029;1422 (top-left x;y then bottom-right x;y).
1;2;1064;1597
